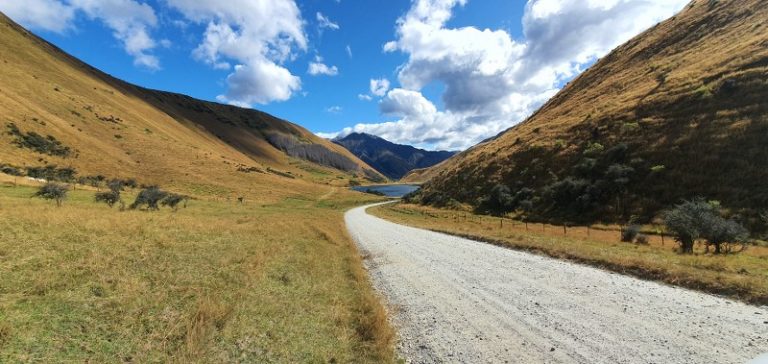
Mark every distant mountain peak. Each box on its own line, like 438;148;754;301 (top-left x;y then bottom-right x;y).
334;133;456;180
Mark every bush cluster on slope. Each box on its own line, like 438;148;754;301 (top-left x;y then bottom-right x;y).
6;123;71;157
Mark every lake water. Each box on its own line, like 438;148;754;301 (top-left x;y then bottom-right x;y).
352;184;420;198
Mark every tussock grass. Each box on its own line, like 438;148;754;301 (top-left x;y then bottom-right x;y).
0;185;394;362
371;203;768;305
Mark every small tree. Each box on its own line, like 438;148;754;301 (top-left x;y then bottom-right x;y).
664;199;750;254
33;182;68;206
700;214;749;254
663;199;711;254
130;186;168;211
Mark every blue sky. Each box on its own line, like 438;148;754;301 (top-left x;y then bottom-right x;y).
0;0;687;150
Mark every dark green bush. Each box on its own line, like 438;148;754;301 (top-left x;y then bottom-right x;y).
33;182;69;206
0;164;23;176
621;225;641;242
477;184;515;216
130;186;168;211
27;165;77;182
161;193;187;211
664;199;749;254
7;123;71;157
699;213;749;254
95;191;121;208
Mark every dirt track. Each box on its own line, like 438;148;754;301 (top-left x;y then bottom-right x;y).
346;203;768;363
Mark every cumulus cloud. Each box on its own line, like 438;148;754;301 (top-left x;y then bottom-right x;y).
0;0;76;33
71;0;160;69
324;0;688;150
308;56;339;76
326;106;343;113
358;94;373;101
316;12;339;30
0;0;160;69
168;0;307;105
370;78;391;97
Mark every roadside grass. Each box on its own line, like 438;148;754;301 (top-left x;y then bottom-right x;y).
369;203;768;306
0;184;394;363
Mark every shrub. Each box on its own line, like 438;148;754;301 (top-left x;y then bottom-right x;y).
635;234;650;245
33;182;68;206
477;184;515;216
542;177;596;219
130;186;168;211
621;225;641;242
1;165;22;176
6;123;71;157
95;191;121;208
583;142;605;156
161;193;187;211
27;165;77;182
663;199;711;254
663;199;749;254
122;178;138;189
699;214;749;254
107;179;124;193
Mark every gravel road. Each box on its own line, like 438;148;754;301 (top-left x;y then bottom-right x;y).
345;203;768;364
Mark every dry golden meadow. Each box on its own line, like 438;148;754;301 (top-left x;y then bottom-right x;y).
0;183;394;363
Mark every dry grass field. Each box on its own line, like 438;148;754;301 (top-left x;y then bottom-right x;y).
0;183;395;363
370;202;768;305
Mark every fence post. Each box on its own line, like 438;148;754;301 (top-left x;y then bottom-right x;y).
563;225;567;236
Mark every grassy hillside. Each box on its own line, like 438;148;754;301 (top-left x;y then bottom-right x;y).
0;12;383;199
410;0;768;228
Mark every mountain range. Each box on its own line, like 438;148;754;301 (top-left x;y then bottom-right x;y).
333;133;456;180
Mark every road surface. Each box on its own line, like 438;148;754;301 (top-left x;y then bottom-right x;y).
345;203;768;363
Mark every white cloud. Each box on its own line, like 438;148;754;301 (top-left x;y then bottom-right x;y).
0;0;161;69
0;0;76;33
323;0;688;150
216;61;300;105
316;12;339;30
380;89;436;118
168;0;307;106
326;106;343;113
370;78;391;97
346;45;353;58
358;94;373;101
308;55;338;76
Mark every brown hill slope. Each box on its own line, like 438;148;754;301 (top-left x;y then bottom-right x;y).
0;12;383;198
410;0;768;226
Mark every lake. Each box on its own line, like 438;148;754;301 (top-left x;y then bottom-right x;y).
352;184;420;198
